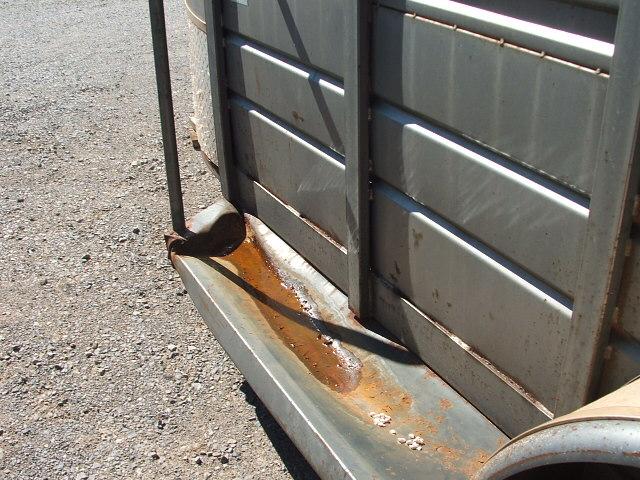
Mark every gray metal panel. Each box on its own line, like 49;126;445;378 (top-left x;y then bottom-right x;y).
372;182;573;408
236;171;348;292
221;0;345;79
598;331;640;396
618;238;640;341
373;276;552;437
379;0;614;70
225;35;345;153
230;95;346;246
372;102;589;297
372;6;608;195
555;0;640;414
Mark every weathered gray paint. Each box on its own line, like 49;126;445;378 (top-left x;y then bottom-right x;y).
225;35;345;153
598;331;640;395
173;216;507;479
380;0;615;69
182;0;640;447
372;182;572;408
344;0;373;319
555;0;640;414
372;102;589;297
373;276;551;437
373;6;608;195
230;96;347;245
204;0;238;202
221;0;345;79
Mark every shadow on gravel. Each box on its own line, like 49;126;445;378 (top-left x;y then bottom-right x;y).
240;382;321;480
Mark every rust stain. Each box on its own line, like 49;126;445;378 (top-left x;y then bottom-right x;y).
220;232;415;418
346;365;414;417
215;229;493;477
292;110;305;123
412;228;423;248
460;450;491;478
224;237;361;393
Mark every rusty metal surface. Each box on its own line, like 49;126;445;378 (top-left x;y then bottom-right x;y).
174;215;507;479
165;200;245;258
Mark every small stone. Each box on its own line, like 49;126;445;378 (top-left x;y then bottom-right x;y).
132;227;140;234
148;452;160;460
397;438;406;444
416;446;423;451
194;456;203;465
408;433;415;439
415;436;425;445
166;344;177;352
389;429;396;435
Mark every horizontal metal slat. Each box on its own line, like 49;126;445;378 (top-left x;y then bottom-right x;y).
236;172;348;292
372;182;573;408
225;35;345;154
373;276;552;437
379;0;614;70
373;6;608;195
230;95;346;245
372;102;589;297
222;0;345;79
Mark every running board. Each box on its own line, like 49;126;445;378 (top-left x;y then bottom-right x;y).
173;215;507;479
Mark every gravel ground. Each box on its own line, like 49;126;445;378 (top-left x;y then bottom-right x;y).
0;1;318;478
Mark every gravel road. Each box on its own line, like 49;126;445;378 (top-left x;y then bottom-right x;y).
0;1;318;478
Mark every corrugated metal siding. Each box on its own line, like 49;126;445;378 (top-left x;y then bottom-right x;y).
372;7;608;195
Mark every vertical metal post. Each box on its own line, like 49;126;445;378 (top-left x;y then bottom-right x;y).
555;0;640;414
344;0;372;319
204;0;237;204
149;0;186;234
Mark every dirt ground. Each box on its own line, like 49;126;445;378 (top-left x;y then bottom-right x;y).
0;1;318;478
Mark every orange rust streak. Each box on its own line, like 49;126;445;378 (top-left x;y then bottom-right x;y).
223;238;360;393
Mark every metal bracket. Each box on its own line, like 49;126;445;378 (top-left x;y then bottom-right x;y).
345;0;373;319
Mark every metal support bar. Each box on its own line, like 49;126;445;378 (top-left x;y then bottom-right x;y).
344;0;372;319
556;0;640;414
149;0;186;234
204;0;237;204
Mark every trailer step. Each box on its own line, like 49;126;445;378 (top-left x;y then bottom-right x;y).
173;216;507;480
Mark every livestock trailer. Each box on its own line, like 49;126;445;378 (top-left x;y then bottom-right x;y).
149;0;640;478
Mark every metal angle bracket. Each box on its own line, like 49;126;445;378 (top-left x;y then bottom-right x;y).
345;0;374;320
204;0;239;205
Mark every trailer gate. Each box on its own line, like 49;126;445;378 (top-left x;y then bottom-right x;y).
152;0;640;477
